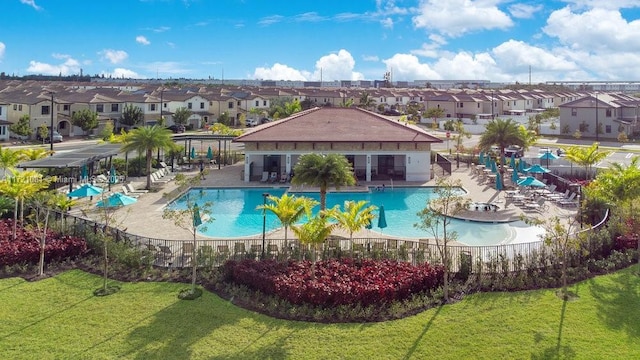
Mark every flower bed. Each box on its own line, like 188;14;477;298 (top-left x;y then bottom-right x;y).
223;258;443;307
0;220;87;266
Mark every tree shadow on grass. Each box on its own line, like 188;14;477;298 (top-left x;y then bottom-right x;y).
402;305;443;360
530;298;576;360
587;265;640;339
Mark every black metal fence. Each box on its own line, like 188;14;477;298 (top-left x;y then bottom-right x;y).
46;208;610;274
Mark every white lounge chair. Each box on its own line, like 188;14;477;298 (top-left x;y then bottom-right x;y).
125;184;149;193
259;172;269;183
120;186;140;198
558;193;578;207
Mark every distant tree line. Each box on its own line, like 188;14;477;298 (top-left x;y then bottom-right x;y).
0;72;91;82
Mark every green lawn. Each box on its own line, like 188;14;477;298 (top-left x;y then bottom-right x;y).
0;267;638;360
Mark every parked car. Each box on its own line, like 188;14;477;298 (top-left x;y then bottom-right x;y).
383;109;402;116
246;119;259;127
504;145;524;158
167;124;185;133
37;130;63;143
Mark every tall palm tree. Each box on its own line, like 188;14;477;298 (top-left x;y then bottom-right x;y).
291;153;355;211
478;118;527;188
358;92;375;110
121;125;174;190
564;142;608;180
0;169;50;240
327;200;377;252
290;213;335;263
19;148;52;161
257;194;318;255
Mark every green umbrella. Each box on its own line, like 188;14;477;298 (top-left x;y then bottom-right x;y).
193;203;203;227
206;146;213;160
377;205;387;230
190;147;196;159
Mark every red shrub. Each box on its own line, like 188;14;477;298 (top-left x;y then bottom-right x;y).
224;258;443;307
0;219;87;266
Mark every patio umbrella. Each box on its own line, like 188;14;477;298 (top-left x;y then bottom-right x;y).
97;192;138;208
538;151;559;168
490;159;497;173
193;203;203;227
377;205;387;230
509;153;516;169
500;153;506;168
495;172;503;190
511;167;520;183
484;155;491;169
524;164;550;174
80;165;88;181
108;165;118;184
206;146;213;161
68;183;103;198
478;151;484;164
517;176;546;188
190;147;196;159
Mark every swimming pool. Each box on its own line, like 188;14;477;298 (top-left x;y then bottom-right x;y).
169;187;544;246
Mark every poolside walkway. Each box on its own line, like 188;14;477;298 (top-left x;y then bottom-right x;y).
76;161;578;242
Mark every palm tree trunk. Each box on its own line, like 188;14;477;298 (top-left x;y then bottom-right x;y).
146;149;153;190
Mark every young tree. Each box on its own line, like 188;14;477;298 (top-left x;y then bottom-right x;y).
71;108;99;135
290;213;335;263
291;153;355;211
19;148;51;161
478;118;527;189
120;104;144;128
9;114;33;139
162;173;213;298
120;125;174;190
27;191;58;276
326;200;377;253
100;120;114;141
38;124;49;144
0;169;51;240
257;194;317;256
424;107;445;129
216;112;231;126
173;107;192;126
414;178;469;302
358;92;376;110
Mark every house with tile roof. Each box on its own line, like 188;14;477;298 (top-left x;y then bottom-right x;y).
558;93;640;138
234;107;442;183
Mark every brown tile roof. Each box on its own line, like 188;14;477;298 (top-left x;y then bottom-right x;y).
234;107;442;143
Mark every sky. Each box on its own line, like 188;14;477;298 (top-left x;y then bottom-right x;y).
2;0;640;83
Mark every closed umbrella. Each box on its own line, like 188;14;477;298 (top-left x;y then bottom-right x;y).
377;205;387;230
524;164;550;174
495;172;503;190
490;159;497;173
510;153;516;169
97;192;138;208
68;183;103;198
80;165;88;181
511;166;520;183
206;146;213;161
190;147;196;159
538;151;559;168
193;202;203;227
478;151;484;164
517;176;546;188
500;153;506;169
109;166;118;184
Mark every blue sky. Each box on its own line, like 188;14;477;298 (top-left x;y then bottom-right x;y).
2;0;640;83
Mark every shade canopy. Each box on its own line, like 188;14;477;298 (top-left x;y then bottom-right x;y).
524;164;550;174
517;176;546;188
68;183;103;198
538;151;559;160
96;192;138;208
377;205;387;229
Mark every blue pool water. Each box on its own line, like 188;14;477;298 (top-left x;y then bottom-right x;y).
169;187;543;246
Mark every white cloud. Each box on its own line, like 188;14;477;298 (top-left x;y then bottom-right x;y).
258;15;284;26
382;54;440;81
253;63;310;81
362;55;380;62
103;68;143;79
26;57;81;76
412;0;513;37
544;7;640;52
508;3;543;19
312;50;364;81
153;26;170;33
99;49;128;64
136;36;150;45
20;0;41;11
562;0;640;10
411;35;447;58
0;42;5;60
492;40;578;72
380;17;393;28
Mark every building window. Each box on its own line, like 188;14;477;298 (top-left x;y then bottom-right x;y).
41;105;50;115
606;109;612;117
18;105;22;111
150;104;157;111
571;108;577;116
605;125;611;133
200;102;204;109
0;107;2;115
228;102;233;109
111;104;119;112
13;105;17;111
477;103;480;108
63;104;70;111
188;102;193;109
255;100;259;107
263;100;267;106
96;104;104;113
237;101;241;106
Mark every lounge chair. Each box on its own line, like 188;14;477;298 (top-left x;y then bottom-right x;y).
558;193;578;207
279;173;289;183
125;184;149;193
268;172;278;183
259;171;269;183
120;186;140;198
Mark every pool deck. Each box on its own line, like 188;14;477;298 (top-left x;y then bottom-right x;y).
74;162;578;242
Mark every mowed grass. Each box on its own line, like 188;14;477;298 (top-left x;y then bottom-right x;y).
0;267;639;360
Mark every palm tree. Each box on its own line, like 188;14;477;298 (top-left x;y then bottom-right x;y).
0;146;25;178
424;107;445;128
327;200;377;253
121;125;174;190
290;213;335;263
478;118;527;188
358;92;375;110
257;194;318;256
0;169;50;240
19;148;52;161
564;142;608;180
27;191;58;276
291;153;355;211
